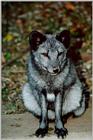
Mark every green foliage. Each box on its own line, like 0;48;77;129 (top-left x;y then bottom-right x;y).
5;102;16;114
2;87;9;101
4;52;11;61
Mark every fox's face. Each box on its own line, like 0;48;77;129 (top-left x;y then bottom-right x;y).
29;30;70;75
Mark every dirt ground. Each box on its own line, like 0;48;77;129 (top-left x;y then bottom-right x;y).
2;97;92;140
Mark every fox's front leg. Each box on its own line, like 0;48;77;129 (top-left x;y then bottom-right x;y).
54;89;68;138
35;89;48;137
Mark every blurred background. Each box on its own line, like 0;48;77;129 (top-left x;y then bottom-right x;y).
2;2;92;114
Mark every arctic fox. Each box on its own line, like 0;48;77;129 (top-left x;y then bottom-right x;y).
22;30;85;138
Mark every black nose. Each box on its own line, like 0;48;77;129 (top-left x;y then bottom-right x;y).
53;68;59;73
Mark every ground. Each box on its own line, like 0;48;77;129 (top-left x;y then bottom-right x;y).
2;98;92;140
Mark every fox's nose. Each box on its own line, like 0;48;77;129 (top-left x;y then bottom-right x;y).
53;68;60;73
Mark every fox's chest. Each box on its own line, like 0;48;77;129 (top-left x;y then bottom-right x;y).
46;79;58;102
47;93;55;102
46;82;55;102
44;76;61;102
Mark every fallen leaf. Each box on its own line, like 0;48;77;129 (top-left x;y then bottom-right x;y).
65;2;75;11
4;34;14;42
48;127;53;131
4;52;11;61
10;124;21;127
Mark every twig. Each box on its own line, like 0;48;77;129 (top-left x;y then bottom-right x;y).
2;47;29;69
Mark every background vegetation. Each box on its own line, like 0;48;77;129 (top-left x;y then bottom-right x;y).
2;2;92;114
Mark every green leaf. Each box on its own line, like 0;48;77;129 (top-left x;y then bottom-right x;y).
5;52;11;61
4;34;14;42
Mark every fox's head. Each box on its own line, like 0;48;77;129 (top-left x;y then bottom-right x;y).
29;30;70;75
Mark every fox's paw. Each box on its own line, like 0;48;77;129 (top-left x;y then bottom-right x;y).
54;127;68;138
35;128;48;137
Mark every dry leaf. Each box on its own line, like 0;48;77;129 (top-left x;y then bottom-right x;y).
65;3;75;11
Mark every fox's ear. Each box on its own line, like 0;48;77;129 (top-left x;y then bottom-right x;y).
56;30;70;48
29;31;46;51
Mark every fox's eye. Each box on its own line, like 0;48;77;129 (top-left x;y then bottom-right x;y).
58;52;63;56
41;52;48;57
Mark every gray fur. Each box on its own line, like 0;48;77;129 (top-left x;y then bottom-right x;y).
22;30;85;137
